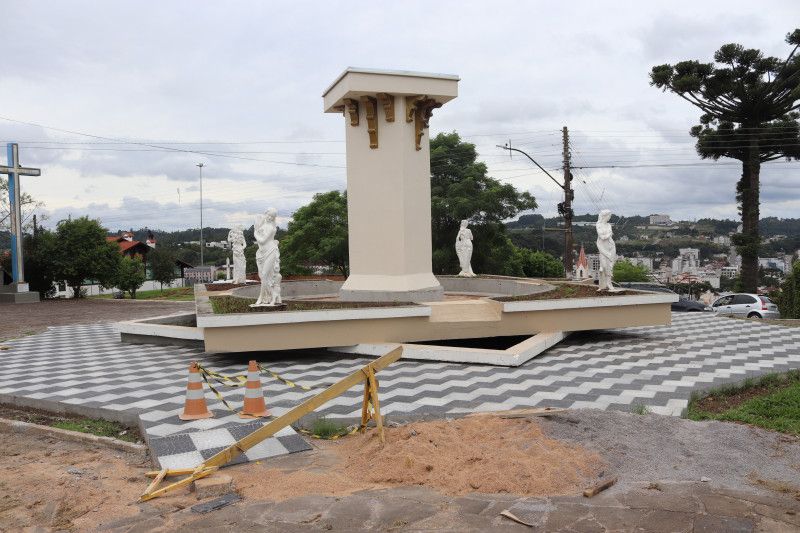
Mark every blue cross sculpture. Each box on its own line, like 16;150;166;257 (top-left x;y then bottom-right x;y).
0;143;40;285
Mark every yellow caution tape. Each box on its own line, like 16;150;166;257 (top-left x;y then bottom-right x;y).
257;363;315;391
198;372;236;412
193;362;318;413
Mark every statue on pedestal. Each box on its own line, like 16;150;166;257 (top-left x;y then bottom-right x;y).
596;209;617;291
227;225;247;284
251;207;282;307
455;219;476;277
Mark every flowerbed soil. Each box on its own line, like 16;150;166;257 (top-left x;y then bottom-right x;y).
0;404;142;443
209;295;417;314
204;282;253;292
494;284;635;302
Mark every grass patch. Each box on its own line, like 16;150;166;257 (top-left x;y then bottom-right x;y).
52;418;139;442
92;287;194;301
687;370;800;435
209;295;417;314
631;403;650;415
0;404;141;442
309;417;350;439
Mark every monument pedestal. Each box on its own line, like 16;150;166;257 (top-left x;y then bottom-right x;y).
324;68;459;303
0;282;40;304
339;273;444;302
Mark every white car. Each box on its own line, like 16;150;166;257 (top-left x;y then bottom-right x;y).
711;293;780;319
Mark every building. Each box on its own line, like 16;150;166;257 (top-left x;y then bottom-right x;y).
185;266;217;284
721;266;739;278
649;214;672;226
206;241;230;250
627;256;653;271
671;248;700;275
759;256;789;274
575;245;589;279
107;232;153;270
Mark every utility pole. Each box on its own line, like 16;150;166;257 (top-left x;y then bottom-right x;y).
561;126;574;277
498;135;575;277
197;163;204;267
32;214;37;236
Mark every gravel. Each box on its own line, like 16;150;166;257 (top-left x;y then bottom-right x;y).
539;408;800;492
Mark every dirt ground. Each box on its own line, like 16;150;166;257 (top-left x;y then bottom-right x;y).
0;299;194;341
2;411;800;531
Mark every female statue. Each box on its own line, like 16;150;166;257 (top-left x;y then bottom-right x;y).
227;225;247;284
455;219;476;277
596;209;617;291
252;207;281;306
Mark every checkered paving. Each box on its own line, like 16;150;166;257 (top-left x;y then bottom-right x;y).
0;324;311;468
1;313;799;466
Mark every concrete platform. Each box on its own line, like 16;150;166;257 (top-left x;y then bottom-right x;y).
117;277;676;366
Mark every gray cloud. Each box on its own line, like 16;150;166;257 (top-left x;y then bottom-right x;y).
1;0;797;230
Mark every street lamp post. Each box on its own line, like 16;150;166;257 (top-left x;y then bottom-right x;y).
197;163;204;266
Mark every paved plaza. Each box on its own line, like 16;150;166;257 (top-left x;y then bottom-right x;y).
1;313;799;469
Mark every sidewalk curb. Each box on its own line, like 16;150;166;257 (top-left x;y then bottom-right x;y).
0;417;148;457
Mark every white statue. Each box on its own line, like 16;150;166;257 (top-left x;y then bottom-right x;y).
455;219;476;277
227;225;247;284
596;209;617;292
251;207;282;307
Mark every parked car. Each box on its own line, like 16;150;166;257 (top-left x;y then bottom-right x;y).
671;299;713;313
710;293;780;319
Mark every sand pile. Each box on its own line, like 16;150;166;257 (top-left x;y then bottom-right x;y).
336;416;604;496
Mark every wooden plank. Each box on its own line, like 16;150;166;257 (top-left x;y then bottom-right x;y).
367;368;384;443
139;346;403;501
139;466;218;502
144;468;196;479
583;476;617;498
360;378;370;431
202;345;402;469
142;469;168;497
466;407;567;419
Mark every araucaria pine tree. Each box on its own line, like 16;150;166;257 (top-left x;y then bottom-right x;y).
650;29;800;292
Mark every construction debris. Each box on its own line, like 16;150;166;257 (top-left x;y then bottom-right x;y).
583;476;617;497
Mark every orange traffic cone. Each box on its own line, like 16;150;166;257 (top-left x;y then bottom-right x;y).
179;362;214;420
239;360;271;419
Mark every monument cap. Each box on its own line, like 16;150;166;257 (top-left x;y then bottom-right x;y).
323;67;459;113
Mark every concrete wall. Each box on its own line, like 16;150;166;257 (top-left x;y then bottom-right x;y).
54;278;187;298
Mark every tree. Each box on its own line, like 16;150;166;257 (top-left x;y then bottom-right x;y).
279;133;538;277
114;256;146;299
777;261;800;319
430;132;537;275
0;178;46;238
519;249;564;278
613;260;650;282
53;217;120;297
650;29;800;293
23;230;58;298
281;191;349;276
150;247;177;290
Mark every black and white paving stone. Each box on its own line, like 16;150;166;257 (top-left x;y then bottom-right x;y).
1;313;798;468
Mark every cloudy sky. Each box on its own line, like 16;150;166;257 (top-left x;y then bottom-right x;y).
2;1;798;231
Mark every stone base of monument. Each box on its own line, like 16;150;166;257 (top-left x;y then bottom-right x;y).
338;273;445;302
116;277;677;366
0;282;40;304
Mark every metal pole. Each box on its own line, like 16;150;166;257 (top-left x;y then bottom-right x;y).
197;163;204;266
